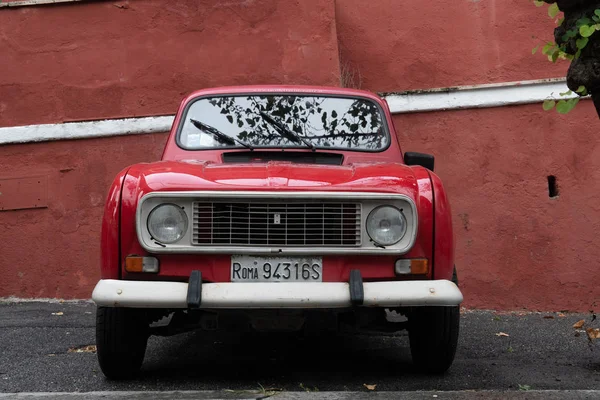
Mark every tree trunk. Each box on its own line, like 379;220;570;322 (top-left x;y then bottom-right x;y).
547;0;600;117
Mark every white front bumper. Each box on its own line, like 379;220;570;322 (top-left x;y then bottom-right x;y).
92;279;463;309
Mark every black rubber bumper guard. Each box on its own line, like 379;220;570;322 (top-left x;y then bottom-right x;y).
349;269;364;306
187;270;202;308
186;269;365;308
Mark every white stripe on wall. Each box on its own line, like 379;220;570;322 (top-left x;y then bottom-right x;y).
0;78;579;146
0;0;84;8
0;116;175;146
385;78;578;114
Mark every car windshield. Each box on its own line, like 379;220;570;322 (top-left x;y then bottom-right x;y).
178;94;389;151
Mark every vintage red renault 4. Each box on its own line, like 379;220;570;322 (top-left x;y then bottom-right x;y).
92;85;463;379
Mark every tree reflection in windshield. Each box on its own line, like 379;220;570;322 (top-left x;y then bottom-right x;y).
179;94;388;151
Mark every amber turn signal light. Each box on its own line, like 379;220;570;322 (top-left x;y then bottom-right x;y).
125;256;159;273
395;259;429;275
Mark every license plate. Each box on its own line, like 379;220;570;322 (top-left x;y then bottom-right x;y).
231;255;322;282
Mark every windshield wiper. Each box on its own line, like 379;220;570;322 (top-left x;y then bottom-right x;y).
259;111;315;151
189;119;253;150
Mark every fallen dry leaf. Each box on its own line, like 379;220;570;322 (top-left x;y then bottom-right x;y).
543;315;554;319
558;313;566;318
68;345;96;353
514;311;528;316
573;320;585;329
363;384;377;391
496;332;510;337
51;312;64;316
586;328;600;341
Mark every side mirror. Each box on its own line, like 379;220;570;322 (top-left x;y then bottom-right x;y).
404;152;435;171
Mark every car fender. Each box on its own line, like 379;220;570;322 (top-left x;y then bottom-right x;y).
100;167;129;280
429;171;455;281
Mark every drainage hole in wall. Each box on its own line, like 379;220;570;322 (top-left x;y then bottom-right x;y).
547;175;559;198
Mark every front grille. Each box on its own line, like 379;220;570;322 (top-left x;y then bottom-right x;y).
192;201;361;247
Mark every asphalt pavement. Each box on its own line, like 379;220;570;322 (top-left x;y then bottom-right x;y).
0;301;599;398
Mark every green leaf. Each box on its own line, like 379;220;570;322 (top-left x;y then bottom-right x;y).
543;100;556;111
576;85;587;94
534;0;545;6
595;9;600;18
532;45;540;54
577;17;591;27
557;17;565;26
548;3;560;18
550;49;560;62
575;49;582;59
576;37;589;49
555;100;568;113
579;25;596;38
556;98;579;114
559;90;573;96
542;43;555;55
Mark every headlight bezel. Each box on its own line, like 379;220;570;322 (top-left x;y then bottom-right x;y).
366;205;408;246
146;203;189;244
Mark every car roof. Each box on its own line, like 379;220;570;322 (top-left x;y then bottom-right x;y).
180;85;384;105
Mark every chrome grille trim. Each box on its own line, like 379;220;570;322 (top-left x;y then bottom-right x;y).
192;201;362;247
136;191;418;255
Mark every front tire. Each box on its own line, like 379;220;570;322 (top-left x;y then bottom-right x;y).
408;306;459;373
96;306;149;380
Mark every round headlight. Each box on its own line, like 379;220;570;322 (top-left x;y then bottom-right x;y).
147;204;188;244
366;205;407;246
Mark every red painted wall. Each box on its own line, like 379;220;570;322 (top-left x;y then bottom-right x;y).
0;0;341;297
1;0;597;311
0;0;340;126
335;0;567;91
395;102;600;311
0;133;166;298
333;0;599;311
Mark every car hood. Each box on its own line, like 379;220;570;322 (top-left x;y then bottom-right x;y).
126;160;421;198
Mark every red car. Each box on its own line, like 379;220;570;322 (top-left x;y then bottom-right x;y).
92;85;463;379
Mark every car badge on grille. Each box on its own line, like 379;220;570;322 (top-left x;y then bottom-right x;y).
273;213;281;224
